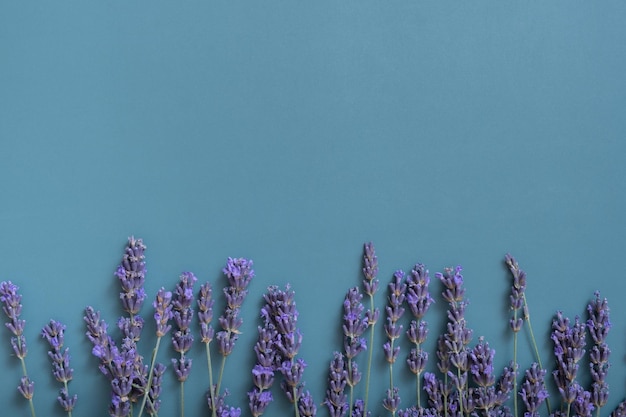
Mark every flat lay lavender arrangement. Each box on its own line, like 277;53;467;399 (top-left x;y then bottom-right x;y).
0;237;621;417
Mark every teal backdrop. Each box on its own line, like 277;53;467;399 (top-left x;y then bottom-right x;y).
1;2;626;417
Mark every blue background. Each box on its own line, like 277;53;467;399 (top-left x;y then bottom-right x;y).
1;2;626;417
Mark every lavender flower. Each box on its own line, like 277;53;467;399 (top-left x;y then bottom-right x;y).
405;262;433;408
210;258;254;417
261;284;315;416
137;288;172;417
1;281;37;417
144;363;166;415
248;323;278;417
469;337;514;417
361;242;380;416
42;320;77;415
342;286;368;412
383;270;406;416
172;271;197;383
217;258;254;357
519;362;548;417
437;266;472;417
552;311;587;412
323;352;349;417
587;291;611;412
198;282;215;344
115;236;147;342
505;254;526;333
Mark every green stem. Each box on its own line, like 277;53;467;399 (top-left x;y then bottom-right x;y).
293;383;301;417
348;357;354;413
457;367;464;416
363;293;376;415
206;342;217;417
63;379;73;417
513;311;518;417
216;353;227;402
18;354;36;417
522;294;551;415
138;336;162;417
180;380;185;417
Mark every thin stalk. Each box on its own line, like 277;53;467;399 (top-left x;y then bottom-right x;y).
292;384;301;417
348;358;354;413
512;310;518;417
216;354;228;402
138;336;162;417
522;295;551;415
180;380;185;417
205;342;217;417
363;293;376;414
63;379;73;417
415;341;421;407
18;342;36;417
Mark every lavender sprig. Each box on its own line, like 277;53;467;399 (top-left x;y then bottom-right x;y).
248;322;278;416
342;286;368;412
405;262;433;408
138;287;172;417
362;242;379;417
323;352;349;417
211;258;254;417
0;281;37;417
552;310;588;417
261;284;315;417
384;270;406;416
519;362;549;417
587;291;611;417
171;271;197;417
42;320;77;416
437;266;472;417
115;236;147;343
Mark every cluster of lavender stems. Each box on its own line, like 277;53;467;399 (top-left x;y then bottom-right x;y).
85;236;155;417
206;257;254;417
0;280;37;417
7;239;626;417
505;254;549;417
171;271;197;417
42;320;77;416
258;284;316;417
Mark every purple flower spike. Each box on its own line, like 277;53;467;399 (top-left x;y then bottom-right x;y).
153;287;173;338
42;319;77;412
587;291;611;411
519;362;548;417
323;352;349;417
362;242;379;296
248;389;273;417
406;263;434;320
298;391;317;417
18;376;35;400
383;387;401;413
198;282;215;343
116;237;147;318
171;272;196;383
